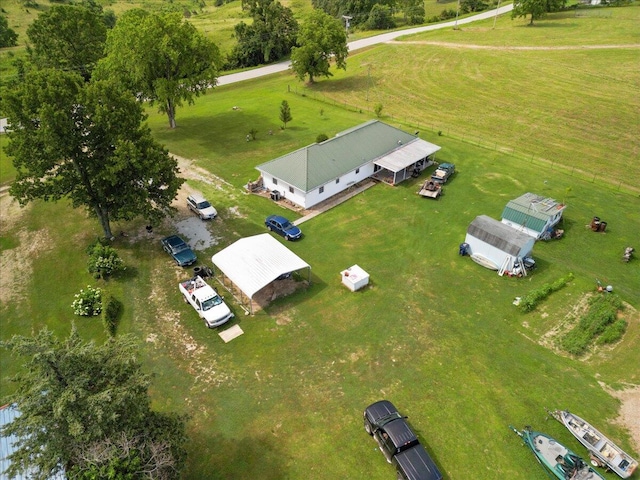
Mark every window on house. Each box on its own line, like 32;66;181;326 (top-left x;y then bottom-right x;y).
319;186;324;194
273;178;278;185
374;164;381;172
336;178;340;184
289;186;294;194
356;168;360;174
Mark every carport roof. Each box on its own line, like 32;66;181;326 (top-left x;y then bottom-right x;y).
373;138;441;173
211;234;310;299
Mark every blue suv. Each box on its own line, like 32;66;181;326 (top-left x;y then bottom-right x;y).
265;215;302;241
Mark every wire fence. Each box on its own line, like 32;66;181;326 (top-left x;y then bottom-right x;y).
288;87;638;196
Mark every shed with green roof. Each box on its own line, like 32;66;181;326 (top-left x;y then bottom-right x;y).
501;193;566;239
255;120;440;209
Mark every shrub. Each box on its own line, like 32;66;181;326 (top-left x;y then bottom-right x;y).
316;133;329;143
86;241;125;279
102;294;122;337
519;273;573;312
374;103;384;118
72;286;102;316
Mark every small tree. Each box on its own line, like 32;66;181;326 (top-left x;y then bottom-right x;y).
102;294;122;337
0;15;19;47
279;100;292;129
374;103;384;118
87;241;125;279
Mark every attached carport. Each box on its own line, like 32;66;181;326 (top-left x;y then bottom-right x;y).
373;138;441;185
211;233;311;314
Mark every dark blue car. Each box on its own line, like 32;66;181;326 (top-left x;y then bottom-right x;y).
265;215;302;241
161;235;197;266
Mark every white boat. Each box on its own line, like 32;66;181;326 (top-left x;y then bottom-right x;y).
470;253;499;270
551;410;638;479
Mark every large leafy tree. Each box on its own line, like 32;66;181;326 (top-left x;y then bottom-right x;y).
290;10;348;84
25;5;107;81
228;0;298;68
1;328;188;479
3;69;183;239
96;10;220;129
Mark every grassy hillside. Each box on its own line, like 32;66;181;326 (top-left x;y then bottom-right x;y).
308;7;640;189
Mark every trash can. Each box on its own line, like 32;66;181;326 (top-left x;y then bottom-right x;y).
270;190;281;201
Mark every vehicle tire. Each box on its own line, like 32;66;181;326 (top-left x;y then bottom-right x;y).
364;420;372;435
200;214;204;220
286;235;291;241
268;225;273;231
204;319;212;329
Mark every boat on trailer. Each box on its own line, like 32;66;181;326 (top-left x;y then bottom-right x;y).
549;410;638;479
510;425;606;480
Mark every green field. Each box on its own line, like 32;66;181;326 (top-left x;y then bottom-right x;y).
1;3;640;480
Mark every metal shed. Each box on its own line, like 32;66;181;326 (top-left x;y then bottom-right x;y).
211;234;311;314
464;215;535;274
501;193;566;239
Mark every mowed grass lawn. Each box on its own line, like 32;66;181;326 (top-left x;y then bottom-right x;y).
1;6;640;480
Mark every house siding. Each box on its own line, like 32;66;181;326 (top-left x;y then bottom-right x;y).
259;163;374;209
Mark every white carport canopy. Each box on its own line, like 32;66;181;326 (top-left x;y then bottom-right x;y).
373;138;441;173
211;233;310;313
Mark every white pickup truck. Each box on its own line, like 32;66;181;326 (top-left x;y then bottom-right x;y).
179;276;234;328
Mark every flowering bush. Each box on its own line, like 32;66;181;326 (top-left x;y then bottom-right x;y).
72;285;102;316
86;242;125;279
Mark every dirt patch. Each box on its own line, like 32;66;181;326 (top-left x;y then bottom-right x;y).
0;228;52;304
0;192;53;305
538;294;640;452
145;265;235;390
539;293;637;362
539;293;591;355
599;383;640;454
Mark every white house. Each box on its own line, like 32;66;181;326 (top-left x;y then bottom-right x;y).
501;193;566;240
464;215;535;273
255;120;441;209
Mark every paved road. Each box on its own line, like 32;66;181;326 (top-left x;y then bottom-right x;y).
217;4;514;86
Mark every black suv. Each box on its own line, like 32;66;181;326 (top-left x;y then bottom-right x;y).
364;400;443;480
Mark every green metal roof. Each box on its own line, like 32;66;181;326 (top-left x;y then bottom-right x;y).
256;120;418;192
501;193;566;233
